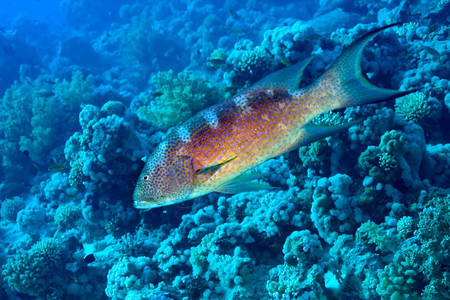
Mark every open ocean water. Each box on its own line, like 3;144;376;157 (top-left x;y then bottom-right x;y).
0;0;449;299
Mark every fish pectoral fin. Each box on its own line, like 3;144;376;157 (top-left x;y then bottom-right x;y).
195;155;237;175
214;173;275;194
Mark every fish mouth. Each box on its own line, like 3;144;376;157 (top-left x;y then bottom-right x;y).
133;192;163;210
133;199;152;210
132;191;154;210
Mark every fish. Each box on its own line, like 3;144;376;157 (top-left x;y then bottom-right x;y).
35;90;55;98
229;9;240;20
228;28;245;36
133;23;417;210
206;57;227;70
48;163;66;172
419;44;440;63
66;192;78;199
280;58;292;67
84;254;95;264
207;57;227;65
150;91;163;97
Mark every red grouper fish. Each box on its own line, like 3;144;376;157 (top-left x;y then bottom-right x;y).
133;23;416;210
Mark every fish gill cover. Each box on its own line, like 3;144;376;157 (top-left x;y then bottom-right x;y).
0;0;449;300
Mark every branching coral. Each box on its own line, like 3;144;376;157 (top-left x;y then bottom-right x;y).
395;91;441;125
0;197;25;223
266;262;325;299
282;230;323;267
189;222;266;298
226;41;274;85
311;174;364;244
0;5;449;300
136;70;222;128
425;143;450;187
358;125;426;188
54;70;95;108
356;221;398;252
262;21;316;62
2;238;65;298
105;256;156;300
299;139;331;171
65;102;147;201
0;70;95;171
54;204;83;232
376;249;422;299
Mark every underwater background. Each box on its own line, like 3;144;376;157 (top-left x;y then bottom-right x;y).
0;0;449;299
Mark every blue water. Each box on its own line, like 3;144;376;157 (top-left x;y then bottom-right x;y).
0;0;449;299
0;0;64;30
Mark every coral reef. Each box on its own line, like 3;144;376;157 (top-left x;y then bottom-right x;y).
0;0;449;299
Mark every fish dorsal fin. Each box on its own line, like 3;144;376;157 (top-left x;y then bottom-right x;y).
214;172;275;194
251;55;316;91
195;155;237;175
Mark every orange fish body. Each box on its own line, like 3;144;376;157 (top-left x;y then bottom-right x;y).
133;24;415;210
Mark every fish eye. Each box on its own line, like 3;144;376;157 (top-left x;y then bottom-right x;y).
143;175;149;181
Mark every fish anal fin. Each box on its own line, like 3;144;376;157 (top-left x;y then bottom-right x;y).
282;119;362;154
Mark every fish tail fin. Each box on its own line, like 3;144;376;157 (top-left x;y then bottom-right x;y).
306;23;417;112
